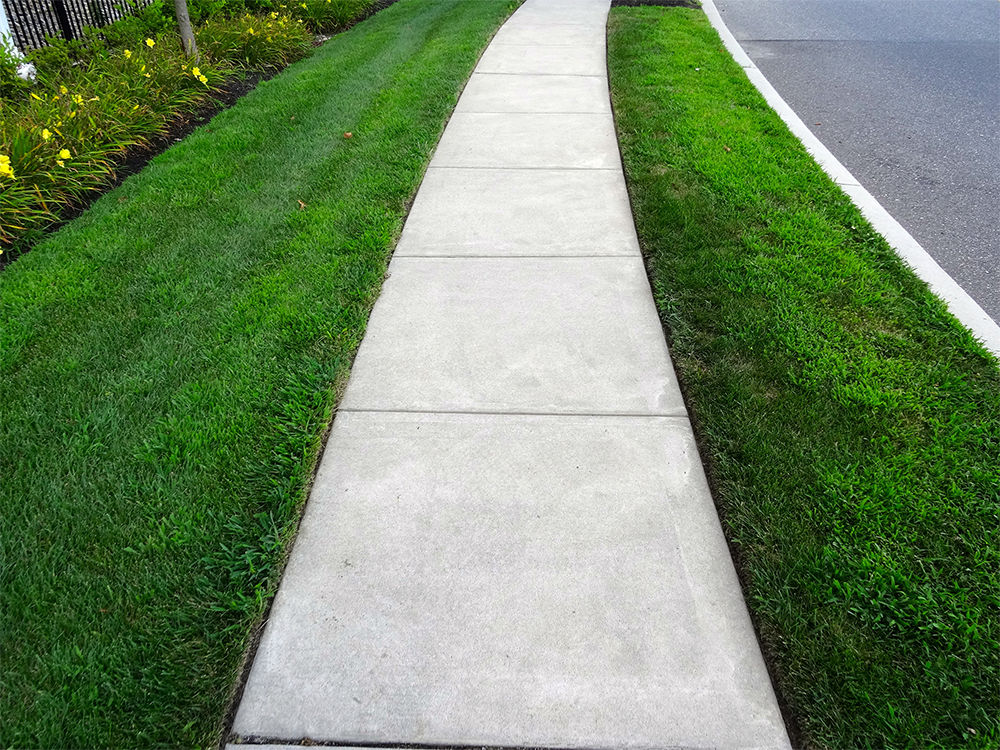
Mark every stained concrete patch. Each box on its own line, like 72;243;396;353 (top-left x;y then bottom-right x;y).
338;257;684;416
432;113;620;170
395;167;639;257
456;73;610;114
233;412;787;748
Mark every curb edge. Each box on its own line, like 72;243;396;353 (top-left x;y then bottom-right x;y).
701;0;1000;358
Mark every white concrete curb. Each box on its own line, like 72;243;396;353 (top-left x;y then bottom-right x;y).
701;0;1000;358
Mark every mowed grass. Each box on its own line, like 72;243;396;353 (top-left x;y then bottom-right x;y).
0;0;518;745
608;7;999;748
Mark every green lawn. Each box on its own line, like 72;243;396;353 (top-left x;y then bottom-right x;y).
0;0;518;745
608;7;999;748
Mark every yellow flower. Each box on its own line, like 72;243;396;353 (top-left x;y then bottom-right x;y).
124;48;132;58
145;38;155;47
247;27;255;34
73;94;83;104
59;148;71;160
191;66;200;76
60;85;68;94
198;74;208;84
270;11;278;17
0;154;14;179
56;160;64;167
41;128;52;140
69;110;76;118
300;2;306;7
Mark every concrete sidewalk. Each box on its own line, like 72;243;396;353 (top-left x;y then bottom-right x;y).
230;1;790;747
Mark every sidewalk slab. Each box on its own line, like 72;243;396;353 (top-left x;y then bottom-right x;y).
395;167;638;257
339;257;684;416
432;113;619;169
507;6;611;26
476;43;608;76
233;411;787;749
505;1;610;24
492;22;607;47
513;0;612;8
456;73;609;114
232;0;791;747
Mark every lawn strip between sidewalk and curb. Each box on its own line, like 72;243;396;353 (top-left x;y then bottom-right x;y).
0;0;520;745
608;6;999;749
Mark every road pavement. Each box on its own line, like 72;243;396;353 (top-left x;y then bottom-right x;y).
714;0;1000;322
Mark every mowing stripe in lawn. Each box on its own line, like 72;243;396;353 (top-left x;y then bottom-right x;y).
0;1;520;746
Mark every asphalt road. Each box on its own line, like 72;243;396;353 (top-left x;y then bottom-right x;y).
713;0;1000;322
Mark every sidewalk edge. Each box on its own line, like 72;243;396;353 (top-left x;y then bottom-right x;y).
701;0;1000;358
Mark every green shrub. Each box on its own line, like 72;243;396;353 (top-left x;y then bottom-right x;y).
97;0;175;48
0;46;32;102
197;11;312;68
25;2;174;78
242;0;374;32
293;0;372;32
27;36;108;81
186;0;241;23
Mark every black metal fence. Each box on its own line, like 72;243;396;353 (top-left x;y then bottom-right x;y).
3;0;153;50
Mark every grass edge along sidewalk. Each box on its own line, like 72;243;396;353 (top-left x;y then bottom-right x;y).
607;6;999;749
0;0;520;746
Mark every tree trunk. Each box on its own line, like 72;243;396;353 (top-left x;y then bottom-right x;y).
173;0;198;59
